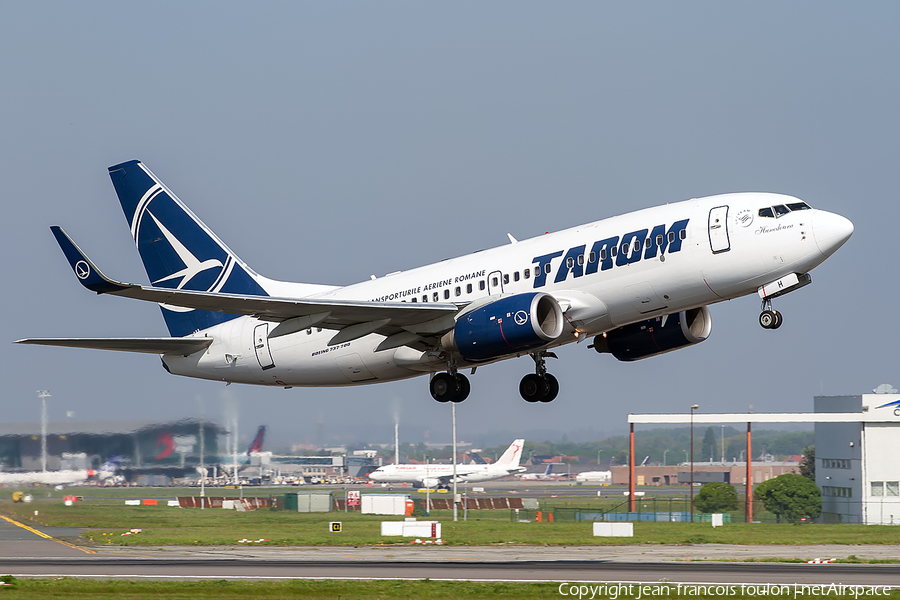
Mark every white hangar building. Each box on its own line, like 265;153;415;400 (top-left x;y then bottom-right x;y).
815;393;900;525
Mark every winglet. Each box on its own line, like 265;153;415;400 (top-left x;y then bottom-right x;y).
50;226;132;294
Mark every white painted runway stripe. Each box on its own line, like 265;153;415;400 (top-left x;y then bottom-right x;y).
3;574;897;589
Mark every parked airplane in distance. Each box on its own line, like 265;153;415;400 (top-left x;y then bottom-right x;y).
17;160;853;403
519;463;555;481
368;439;526;488
575;470;612;484
247;426;265;456
0;458;121;487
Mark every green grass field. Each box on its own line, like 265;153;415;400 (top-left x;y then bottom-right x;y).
3;486;900;548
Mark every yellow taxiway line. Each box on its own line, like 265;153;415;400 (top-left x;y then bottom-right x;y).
0;514;95;555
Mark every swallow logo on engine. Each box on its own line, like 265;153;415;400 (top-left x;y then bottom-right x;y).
514;310;529;326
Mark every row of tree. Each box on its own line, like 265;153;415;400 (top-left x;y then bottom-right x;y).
693;474;821;523
472;427;814;466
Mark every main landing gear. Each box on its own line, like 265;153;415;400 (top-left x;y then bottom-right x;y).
519;351;559;403
758;298;783;330
429;358;470;403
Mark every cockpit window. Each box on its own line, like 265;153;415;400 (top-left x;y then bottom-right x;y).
758;207;774;218
773;204;790;217
787;202;811;211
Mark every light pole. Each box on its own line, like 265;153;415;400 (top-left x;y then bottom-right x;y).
690;404;699;523
720;425;725;464
597;449;603;466
663;449;668;467
452;401;458;522
36;391;50;473
425;456;430;516
198;398;205;510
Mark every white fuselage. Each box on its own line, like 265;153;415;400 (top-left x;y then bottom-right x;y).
162;193;850;387
368;462;525;486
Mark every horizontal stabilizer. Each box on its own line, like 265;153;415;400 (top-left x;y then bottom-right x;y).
15;337;213;355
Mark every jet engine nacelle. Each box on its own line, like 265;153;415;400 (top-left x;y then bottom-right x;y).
420;478;441;489
442;292;564;361
592;306;712;362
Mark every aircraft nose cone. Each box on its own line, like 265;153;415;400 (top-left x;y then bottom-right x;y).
812;211;853;258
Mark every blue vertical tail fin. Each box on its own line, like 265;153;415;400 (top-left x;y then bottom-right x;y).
108;160;269;337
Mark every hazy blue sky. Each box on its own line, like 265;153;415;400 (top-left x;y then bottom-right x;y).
2;3;896;449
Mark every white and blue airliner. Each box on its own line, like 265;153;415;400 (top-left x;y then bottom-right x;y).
17;160;853;403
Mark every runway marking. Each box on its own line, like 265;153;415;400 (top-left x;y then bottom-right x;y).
0;514;95;555
340;556;472;560
1;574;897;588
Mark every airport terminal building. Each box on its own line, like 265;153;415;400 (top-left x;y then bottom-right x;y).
0;419;225;485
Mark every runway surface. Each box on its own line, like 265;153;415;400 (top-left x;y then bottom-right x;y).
0;514;897;586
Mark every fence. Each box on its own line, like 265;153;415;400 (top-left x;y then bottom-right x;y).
550;497;812;524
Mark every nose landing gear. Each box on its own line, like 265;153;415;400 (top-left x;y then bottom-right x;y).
519;351;559;403
759;299;783;330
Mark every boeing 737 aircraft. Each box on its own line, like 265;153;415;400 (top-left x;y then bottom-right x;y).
369;439;526;487
17;160;853;403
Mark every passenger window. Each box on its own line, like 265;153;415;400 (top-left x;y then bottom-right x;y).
566;257;574;269
679;230;687;240
524;269;530;279
645;238;651;249
633;239;640;253
422;295;428;303
503;274;509;284
444;289;450;300
455;286;461;297
667;231;675;243
467;283;473;293
589;251;596;263
544;263;551;275
307;328;312;335
514;271;520;282
492;276;499;287
411;297;417;303
656;234;663;246
774;204;790;217
577;254;584;266
787;202;811;211
317;328;322;332
758;207;774;218
433;292;439;302
610;246;618;257
479;280;486;291
534;265;541;276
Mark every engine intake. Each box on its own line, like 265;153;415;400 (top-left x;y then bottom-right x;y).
592;306;711;361
443;292;564;361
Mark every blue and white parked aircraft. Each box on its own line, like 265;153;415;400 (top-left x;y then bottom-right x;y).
17;160;853;403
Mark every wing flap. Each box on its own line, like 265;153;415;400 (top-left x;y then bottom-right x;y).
15;337;213;355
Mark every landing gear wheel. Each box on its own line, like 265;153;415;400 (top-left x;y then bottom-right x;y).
452;374;470;403
519;373;548;402
430;372;458;402
771;310;783;329
540;374;559;403
759;310;777;329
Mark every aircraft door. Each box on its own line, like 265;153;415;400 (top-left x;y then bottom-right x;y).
708;206;730;254
253;324;275;370
488;270;504;295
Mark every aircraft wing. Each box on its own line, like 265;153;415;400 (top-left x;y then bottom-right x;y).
15;337;213;355
47;226;460;345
